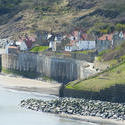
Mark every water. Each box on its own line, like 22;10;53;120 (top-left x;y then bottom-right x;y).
0;87;97;125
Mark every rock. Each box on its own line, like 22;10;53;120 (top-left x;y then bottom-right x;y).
20;97;125;121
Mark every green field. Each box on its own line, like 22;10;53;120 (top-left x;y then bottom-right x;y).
30;46;49;52
72;50;96;54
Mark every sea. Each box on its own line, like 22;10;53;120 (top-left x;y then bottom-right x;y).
0;86;97;125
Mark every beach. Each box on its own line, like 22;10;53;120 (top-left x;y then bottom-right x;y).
60;114;125;125
0;74;61;95
0;74;125;125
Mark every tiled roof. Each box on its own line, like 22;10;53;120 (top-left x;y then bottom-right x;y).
25;38;32;48
81;33;88;40
98;34;113;41
72;31;79;37
123;32;125;39
8;46;18;49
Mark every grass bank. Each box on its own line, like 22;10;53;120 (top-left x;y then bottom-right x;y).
30;46;49;52
66;61;125;92
64;62;125;102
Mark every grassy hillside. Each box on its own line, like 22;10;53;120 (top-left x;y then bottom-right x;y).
66;61;125;92
97;41;125;66
0;0;125;38
66;41;125;92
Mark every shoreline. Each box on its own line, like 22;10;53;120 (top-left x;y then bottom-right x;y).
21;98;125;125
0;74;61;95
1;74;125;125
59;113;125;125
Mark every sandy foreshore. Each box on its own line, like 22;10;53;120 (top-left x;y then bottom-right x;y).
59;113;125;125
0;74;61;95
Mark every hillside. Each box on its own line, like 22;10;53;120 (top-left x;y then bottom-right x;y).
0;0;125;39
66;62;125;92
64;42;125;102
66;41;125;90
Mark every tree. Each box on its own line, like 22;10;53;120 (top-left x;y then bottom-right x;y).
115;24;125;31
0;0;21;9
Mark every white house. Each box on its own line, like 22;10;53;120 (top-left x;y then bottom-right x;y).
68;35;75;41
16;41;27;51
5;44;9;54
49;41;53;48
65;40;96;52
5;41;16;54
49;41;56;51
76;40;96;50
0;39;8;48
0;38;12;48
47;34;52;40
119;31;124;39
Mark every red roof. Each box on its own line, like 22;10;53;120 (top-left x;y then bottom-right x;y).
8;46;18;49
29;36;36;42
18;39;23;43
18;35;36;48
123;32;125;39
98;34;113;41
72;31;79;37
81;33;88;40
25;38;32;48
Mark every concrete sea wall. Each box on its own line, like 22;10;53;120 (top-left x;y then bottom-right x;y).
2;53;93;83
62;84;125;102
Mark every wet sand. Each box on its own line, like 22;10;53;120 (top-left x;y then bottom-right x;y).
0;75;61;95
60;114;125;125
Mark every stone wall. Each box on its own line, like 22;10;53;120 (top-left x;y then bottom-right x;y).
0;55;1;71
96;39;125;53
41;51;96;62
96;40;111;52
71;52;96;62
2;53;94;83
62;84;125;102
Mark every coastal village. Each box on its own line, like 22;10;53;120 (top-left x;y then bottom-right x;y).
1;30;125;125
1;29;125;84
0;30;125;54
1;0;125;124
2;0;125;125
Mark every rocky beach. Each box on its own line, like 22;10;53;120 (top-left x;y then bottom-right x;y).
20;97;125;125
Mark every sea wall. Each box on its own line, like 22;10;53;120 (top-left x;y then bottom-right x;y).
71;52;96;62
0;55;1;71
2;53;94;83
41;51;96;62
21;98;125;121
63;84;125;102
